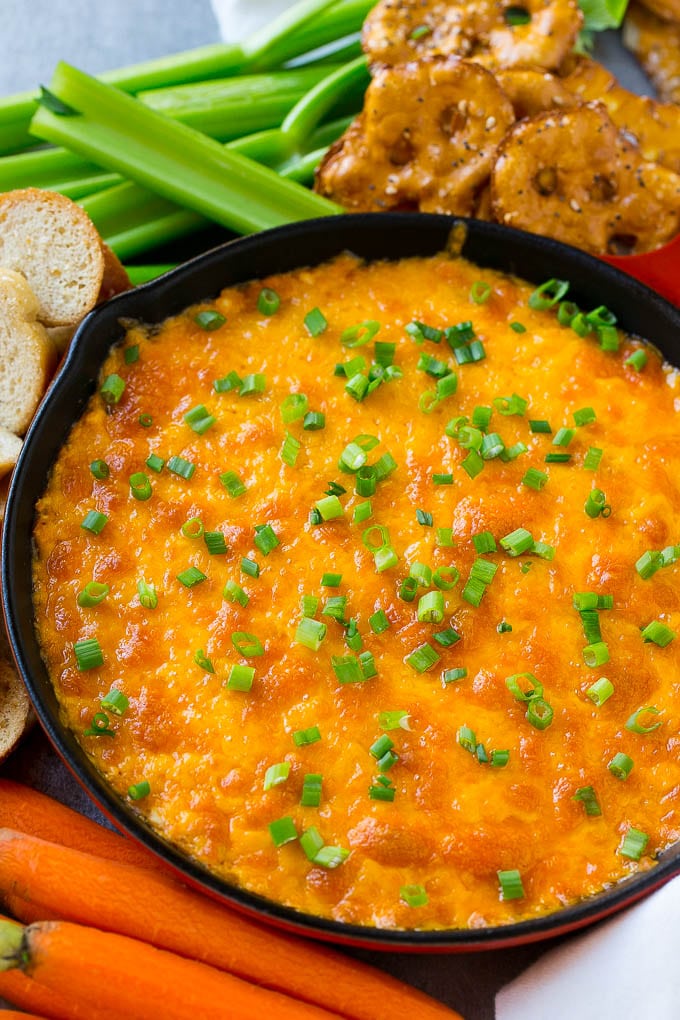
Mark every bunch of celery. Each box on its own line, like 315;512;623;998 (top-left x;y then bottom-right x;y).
0;0;374;270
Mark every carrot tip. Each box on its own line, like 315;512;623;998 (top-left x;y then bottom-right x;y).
0;919;24;972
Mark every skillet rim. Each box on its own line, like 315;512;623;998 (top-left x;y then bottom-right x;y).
4;212;680;951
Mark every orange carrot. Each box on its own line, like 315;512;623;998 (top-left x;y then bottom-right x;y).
0;828;460;1020
1;1012;51;1019
0;918;345;1020
0;781;157;869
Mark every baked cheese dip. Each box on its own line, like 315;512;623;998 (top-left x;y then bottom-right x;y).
32;252;680;930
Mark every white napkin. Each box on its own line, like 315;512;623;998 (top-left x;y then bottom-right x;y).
210;0;294;42
496;875;680;1020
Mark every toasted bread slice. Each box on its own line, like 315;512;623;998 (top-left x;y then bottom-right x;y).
0;428;22;479
0;655;30;762
0;267;57;434
0;188;105;327
99;243;132;304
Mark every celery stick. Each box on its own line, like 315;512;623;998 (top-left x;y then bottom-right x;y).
138;64;340;142
281;56;368;146
0;146;120;199
125;265;178;286
31;63;341;236
287;35;363;69
251;0;374;70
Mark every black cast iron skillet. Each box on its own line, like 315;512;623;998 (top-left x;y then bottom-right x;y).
4;213;680;951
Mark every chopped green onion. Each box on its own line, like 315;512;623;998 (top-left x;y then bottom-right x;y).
293;726;321;747
598;325;620;351
583;447;603;471
379;710;410;731
433;473;453;486
167;456;195;480
353;500;372;524
312;845;350;869
138;413;153;428
443;668;467;684
619;827;649;861
624;349;647;371
458;426;483;450
436;373;458;400
370;735;395;761
214;371;242;393
223;580;248;607
184;404;216;434
181;517;204;539
227;663;255;692
295;617;327;651
400;884;428;907
399;577;418;603
635;550;663;580
100;373;125;405
83;711;115;738
608;752;634;780
522;467;548;491
280;431;301;467
77;581;110;608
300;826;324;860
74;637;104;671
257;288;280;316
436;528;455;547
355;466;377;496
137;579;158;610
497;620;513;633
586;676;613;706
626;706;662;734
574;785;601;816
240;373;266;397
315;495;344;521
461;576;486;608
417;591;445;624
218;470;246;498
280;393;308;424
101;688;128;716
529;420;552;434
331;655;364;684
373;452;398;481
231;631;264;657
269;816;297;847
129;472;152;501
493;393;528;416
526;697;553;729
301;773;323;807
498;869;525;900
500;528;534;556
416;509;433;528
641;620;676;647
481;433;505;460
545;453;571;464
500;441;528;462
433;566;459;591
146;453;164;473
506;672;543;702
462;449;484;479
583;641;610;667
303;411;325;431
177;566;207;589
264;762;290;791
194;649;214;673
128;781;150;801
510;321;526;333
304;307;328;336
254;523;279;554
374;341;396;366
194;309;225;331
340;320;380;347
369;609;390;634
472;531;496;554
573;407;596;426
406;320;443;344
558;301;579;326
470;280;492;304
81;510;108;535
528;278;569;310
89;459;109;480
339;441;367;472
300;594;319;619
204;531;228;555
409;562;432;587
410;23;431;39
579;609;602;645
405;643;440;673
124;345;139;365
434;627;461;647
369;784;396;802
457;724;477;754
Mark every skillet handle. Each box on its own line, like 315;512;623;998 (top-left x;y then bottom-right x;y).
600;233;680;309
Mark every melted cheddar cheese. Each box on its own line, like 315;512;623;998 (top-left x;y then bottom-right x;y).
32;253;680;930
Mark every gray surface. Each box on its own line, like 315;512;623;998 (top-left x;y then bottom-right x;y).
0;7;657;1019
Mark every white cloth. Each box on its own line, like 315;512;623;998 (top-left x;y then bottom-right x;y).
211;0;295;42
496;875;680;1020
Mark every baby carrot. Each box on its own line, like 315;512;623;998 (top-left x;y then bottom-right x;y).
0;829;460;1020
0;780;157;869
0;918;346;1020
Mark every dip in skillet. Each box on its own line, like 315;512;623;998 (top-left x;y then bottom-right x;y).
32;251;680;931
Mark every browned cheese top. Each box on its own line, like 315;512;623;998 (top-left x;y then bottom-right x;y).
32;252;680;930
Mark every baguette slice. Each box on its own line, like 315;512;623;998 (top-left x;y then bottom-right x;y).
0;428;21;479
0;188;105;326
0;655;30;762
0;267;57;434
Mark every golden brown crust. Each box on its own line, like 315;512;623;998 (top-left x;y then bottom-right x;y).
490;102;680;254
98;244;132;305
623;3;680;105
560;55;680;173
494;66;574;119
362;0;583;71
316;56;515;215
